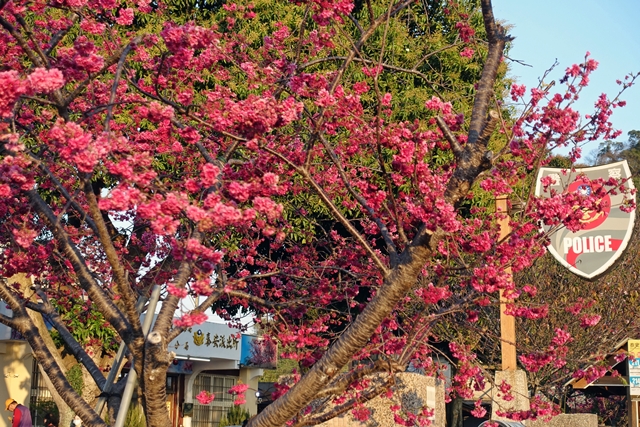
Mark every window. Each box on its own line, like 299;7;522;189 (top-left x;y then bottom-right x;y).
191;374;236;427
30;360;54;426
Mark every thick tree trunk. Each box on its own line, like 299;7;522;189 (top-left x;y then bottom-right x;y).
81;346;106;407
447;397;463;427
253;238;438;427
140;331;173;427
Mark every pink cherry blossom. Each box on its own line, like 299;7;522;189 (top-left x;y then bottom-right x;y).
195;390;215;405
116;8;134;26
0;71;27;118
580;314;601;328
27;68;65;93
173;312;208;328
459;47;474;58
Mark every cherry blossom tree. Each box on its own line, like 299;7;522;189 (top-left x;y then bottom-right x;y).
451;208;640;415
0;0;636;426
514;212;640;407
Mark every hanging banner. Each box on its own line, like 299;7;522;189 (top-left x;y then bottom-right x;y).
629;339;640;396
535;161;636;279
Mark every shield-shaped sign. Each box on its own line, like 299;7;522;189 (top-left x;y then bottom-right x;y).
535;160;636;279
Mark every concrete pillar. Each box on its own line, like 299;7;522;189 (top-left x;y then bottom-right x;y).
238;367;263;417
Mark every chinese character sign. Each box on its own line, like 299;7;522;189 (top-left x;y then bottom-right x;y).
170;321;242;360
535;161;636;279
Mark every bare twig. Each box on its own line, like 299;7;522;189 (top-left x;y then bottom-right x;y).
105;37;142;132
301;55;439;92
26;189;134;343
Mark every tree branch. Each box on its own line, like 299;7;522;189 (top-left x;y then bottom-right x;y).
251;2;509;426
0;280;107;426
83;179;142;337
316;132;398;262
436;116;464;157
301;56;439;93
444;0;510;204
12;12;50;68
315;358;403;399
328;0;415;93
64;43;138;108
26;189;133;343
252;231;439;427
295;374;397;427
15;149;100;235
33;296;107;391
153;233;199;337
262;145;390;275
45;13;79;56
467;0;511;145
0;15;44;67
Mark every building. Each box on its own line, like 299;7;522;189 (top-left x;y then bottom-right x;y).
0;274;273;427
165;321;272;427
0;275;39;427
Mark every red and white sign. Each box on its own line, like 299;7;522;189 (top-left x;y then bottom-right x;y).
535;161;636;279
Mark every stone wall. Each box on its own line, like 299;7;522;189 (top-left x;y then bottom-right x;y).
528;413;597;427
491;370;530;422
309;372;597;427
315;373;445;427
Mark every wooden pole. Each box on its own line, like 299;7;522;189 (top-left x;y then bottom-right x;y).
496;195;517;371
630;399;639;427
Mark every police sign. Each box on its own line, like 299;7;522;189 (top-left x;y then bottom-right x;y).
535;161;636;279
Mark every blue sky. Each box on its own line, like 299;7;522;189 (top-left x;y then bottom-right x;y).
492;0;640;159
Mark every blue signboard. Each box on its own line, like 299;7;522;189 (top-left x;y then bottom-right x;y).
240;335;277;369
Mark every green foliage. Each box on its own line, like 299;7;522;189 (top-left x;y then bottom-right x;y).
67;364;84;395
125;403;147;427
218;405;250;427
129;0;514;245
259;357;299;382
547;154;574;169
588;130;640;187
50;296;118;354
